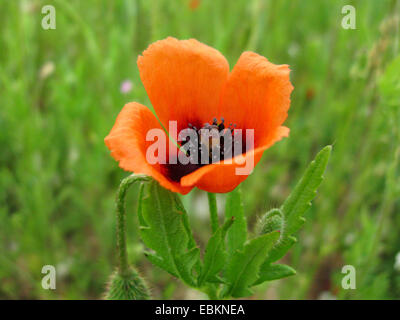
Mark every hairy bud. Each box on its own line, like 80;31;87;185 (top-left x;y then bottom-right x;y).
256;208;283;235
105;268;151;300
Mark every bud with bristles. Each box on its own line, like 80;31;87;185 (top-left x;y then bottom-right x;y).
105;268;151;300
255;208;283;235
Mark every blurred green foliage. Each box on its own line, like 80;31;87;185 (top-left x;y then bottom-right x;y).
0;0;399;299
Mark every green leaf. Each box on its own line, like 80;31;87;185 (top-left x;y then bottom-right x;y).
283;145;332;235
174;195;197;250
260;146;331;264
222;231;280;298
253;264;296;286
175;194;203;275
198;218;234;286
264;235;297;264
225;186;247;257
138;180;200;287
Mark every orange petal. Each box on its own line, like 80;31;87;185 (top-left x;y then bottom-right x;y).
218;52;293;148
137;37;230;133
105;102;193;195
181;126;289;193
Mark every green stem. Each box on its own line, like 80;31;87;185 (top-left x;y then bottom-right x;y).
116;174;150;277
207;192;219;234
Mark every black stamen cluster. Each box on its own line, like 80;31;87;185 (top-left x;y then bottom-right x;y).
182;117;240;163
165;118;245;182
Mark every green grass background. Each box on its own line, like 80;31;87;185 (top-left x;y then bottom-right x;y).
0;0;399;299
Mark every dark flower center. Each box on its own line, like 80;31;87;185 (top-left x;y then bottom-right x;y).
165;118;246;182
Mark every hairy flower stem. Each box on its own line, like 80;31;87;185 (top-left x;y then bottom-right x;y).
207;192;219;233
116;174;150;277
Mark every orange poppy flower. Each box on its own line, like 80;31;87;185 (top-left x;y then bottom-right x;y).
105;37;293;195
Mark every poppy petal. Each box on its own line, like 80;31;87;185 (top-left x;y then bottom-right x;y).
105;102;193;194
218;52;293;148
137;37;230;133
180;126;289;193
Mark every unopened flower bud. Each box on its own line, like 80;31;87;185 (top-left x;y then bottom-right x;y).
105;268;151;300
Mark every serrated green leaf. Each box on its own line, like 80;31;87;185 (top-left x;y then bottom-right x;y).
174;195;197;250
176;247;201;284
206;275;226;284
259;146;331;264
283;145;331;236
198;218;234;286
264;235;297;264
144;252;178;277
253;263;296;286
138;180;199;287
174;194;202;275
225;186;247;257
223;231;280;298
